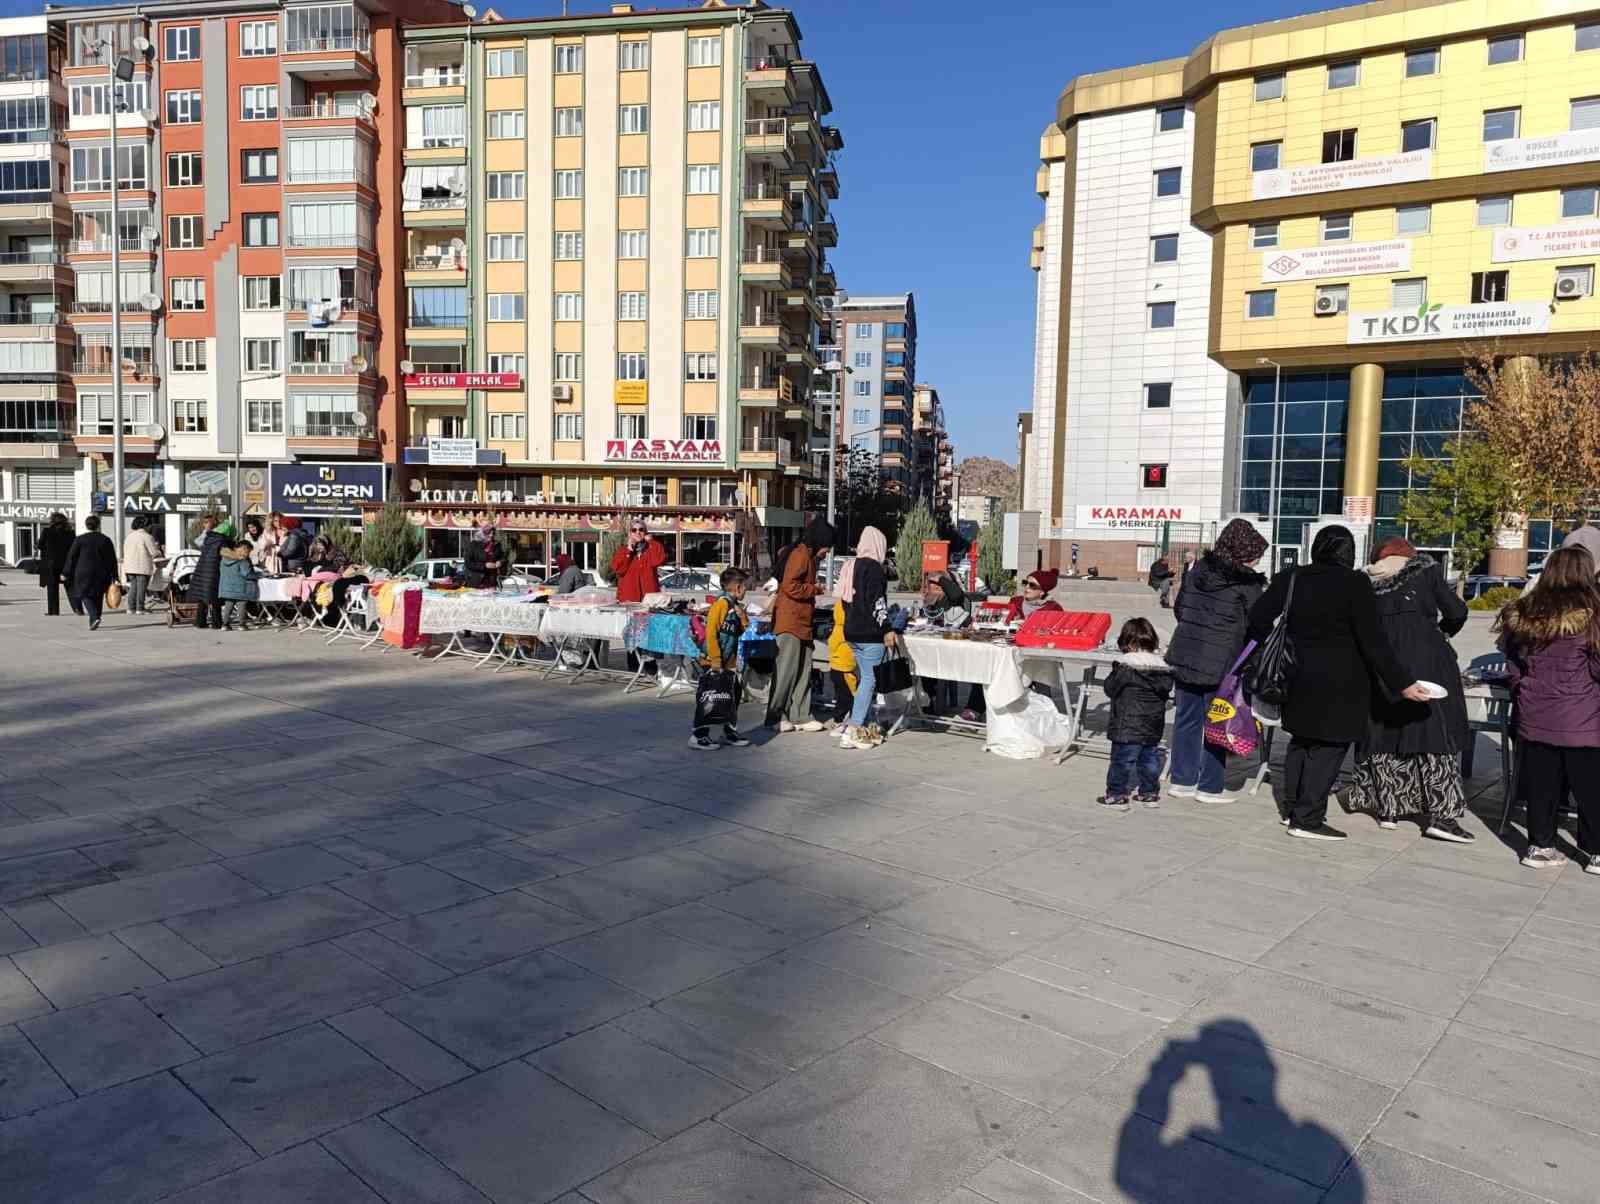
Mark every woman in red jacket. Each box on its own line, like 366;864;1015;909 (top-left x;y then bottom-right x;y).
1004;568;1064;624
612;517;668;672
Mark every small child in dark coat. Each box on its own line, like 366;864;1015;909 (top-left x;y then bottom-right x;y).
1100;618;1173;811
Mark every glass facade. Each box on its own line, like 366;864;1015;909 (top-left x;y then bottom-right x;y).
1237;371;1347;550
1373;366;1477;552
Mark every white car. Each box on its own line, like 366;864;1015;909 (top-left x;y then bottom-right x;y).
657;567;717;593
399;557;463;583
503;563;601;590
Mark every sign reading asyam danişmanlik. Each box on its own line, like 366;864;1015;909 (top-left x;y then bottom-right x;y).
1251;150;1431;200
1261;239;1412;283
1484;129;1600;174
1492;220;1600;263
1347;302;1550;345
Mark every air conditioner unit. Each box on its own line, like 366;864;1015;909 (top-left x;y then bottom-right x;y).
552;384;573;401
1314;294;1340;316
1555;274;1586;300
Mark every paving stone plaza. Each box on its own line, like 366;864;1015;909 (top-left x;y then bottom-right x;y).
0;590;1595;1203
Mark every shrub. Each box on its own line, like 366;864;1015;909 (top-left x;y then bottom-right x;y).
894;503;938;591
320;518;364;564
596;518;630;584
1468;585;1522;612
361;499;422;574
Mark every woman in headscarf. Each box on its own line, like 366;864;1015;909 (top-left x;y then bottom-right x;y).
1249;525;1430;841
919;570;984;720
766;515;834;733
1345;536;1473;842
277;516;309;574
838;526;896;750
188;515;233;630
1165;518;1270;803
37;510;76;616
462;521;503;589
552;551;583;594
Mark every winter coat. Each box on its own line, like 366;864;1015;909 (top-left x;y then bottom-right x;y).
1248;563;1412;743
701;592;748;671
1498;607;1600;747
772;541;819;641
37;524;73;587
1147;560;1174;589
828;599;857;674
1003;597;1062;624
1104;651;1173;745
1166;553;1267;691
250;530;279;573
278;527;309;573
843;558;892;643
554;564;583;594
187;531;229;603
610;536;666;603
463;539;502;589
62;532;118;599
1362;555;1470;757
218;546;261;602
122;529;162;578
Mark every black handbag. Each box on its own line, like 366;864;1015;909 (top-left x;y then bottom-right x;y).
693;670;740;728
1245;569;1298;705
875;648;914;695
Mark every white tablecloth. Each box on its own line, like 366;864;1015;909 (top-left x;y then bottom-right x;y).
256;577;300;604
539;606;635;642
418;592;547;637
900;634;1029;710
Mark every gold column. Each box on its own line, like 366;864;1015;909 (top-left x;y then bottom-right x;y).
1341;362;1384;525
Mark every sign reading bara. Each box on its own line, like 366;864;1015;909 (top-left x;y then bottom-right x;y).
1492;220;1600;263
1075;505;1185;530
1261;239;1412;283
92;492;229;516
604;438;723;463
425;437;478;467
1347;301;1550;345
1251;150;1431;200
268;462;387;519
1484;129;1600;174
403;372;522;390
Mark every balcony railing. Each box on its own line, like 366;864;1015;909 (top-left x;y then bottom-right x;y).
0;309;58;324
406;136;466;150
67;238;155;255
289;361;369;375
406;253;466;271
404;195;467;211
406;313;467;329
290;422;370;438
0;249;60;266
0;427;69;442
746;45;797;69
285;101;372;121
286;170;367;185
743;245;785;265
744;117;789;139
72;359;153;374
743;181;792;201
0;190;50;206
286;233;374;250
288;296;373;316
404;70;463;87
286;33;371;55
77;421;147;437
739;435;801;462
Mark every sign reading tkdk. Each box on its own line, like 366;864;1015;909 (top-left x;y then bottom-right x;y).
402;373;523;390
1347;302;1550;344
604;438;723;463
1075;505;1184;530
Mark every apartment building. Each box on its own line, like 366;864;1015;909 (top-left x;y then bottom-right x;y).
1029;0;1600;576
833;292;914;493
910;381;952;516
396;2;841;569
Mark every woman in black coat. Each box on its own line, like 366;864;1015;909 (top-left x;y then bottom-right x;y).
1344;537;1472;842
187;516;230;630
61;515;120;630
1248;525;1428;841
37;512;77;616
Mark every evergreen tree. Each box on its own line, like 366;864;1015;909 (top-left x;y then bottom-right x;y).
894;502;938;590
361;498;422;574
319;518;365;563
596;516;630;584
976;512;1012;597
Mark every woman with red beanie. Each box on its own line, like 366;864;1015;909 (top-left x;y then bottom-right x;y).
1004;568;1063;624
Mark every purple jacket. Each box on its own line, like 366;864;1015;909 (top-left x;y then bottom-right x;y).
1500;630;1600;747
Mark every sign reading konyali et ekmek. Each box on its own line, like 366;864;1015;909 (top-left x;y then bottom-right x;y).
604;438;723;463
269;462;387;519
402;372;523;390
1075;505;1185;530
1347;302;1550;345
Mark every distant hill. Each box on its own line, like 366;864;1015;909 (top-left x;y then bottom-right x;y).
957;457;1016;499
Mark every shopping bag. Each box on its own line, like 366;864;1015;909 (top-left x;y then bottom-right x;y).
105;581;124;610
984;691;1075;760
1245;570;1298;705
1204;641;1258;757
875;649;914;695
693;670;739;728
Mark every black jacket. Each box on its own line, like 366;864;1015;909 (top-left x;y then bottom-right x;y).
1165;553;1266;690
462;539;502;588
1362;555;1469;756
278;527;309;571
37;525;74;587
842;558;891;643
1147;561;1173;588
62;532;118;598
1104;652;1173;745
187;531;229;603
1248;563;1412;743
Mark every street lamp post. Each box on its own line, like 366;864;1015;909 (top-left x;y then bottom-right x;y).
1257;355;1284;567
813;358;853;588
105;41;141;550
233;372;283;528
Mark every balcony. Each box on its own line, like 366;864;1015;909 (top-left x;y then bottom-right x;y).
738;372;794;407
0;308;60;329
287;360;372;379
404;249;468;286
0;249;66;285
739;246;791;287
74;423;160;455
815;214;837;248
744;46;797;97
284;30;375;82
819;162;839;199
283;99;374;132
286;420;379;456
744;117;792;162
737;434;803;467
404;45;465;103
285;232;374;257
741;181;796;227
738;312;793;350
65;236;157;260
403;195;468;225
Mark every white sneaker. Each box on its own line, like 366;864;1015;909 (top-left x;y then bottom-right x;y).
797;720;825;733
1194;790;1239;804
778;720;798;733
842;727;876;751
1379;820;1398;830
687;735;720;751
1167;784;1197;798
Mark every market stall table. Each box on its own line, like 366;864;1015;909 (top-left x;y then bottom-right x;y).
623;612;703;696
418;590;548;669
538;605;636;680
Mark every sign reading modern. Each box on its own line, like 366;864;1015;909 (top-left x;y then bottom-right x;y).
1347;302;1551;345
1261;239;1412;283
604;438;723;463
1252;150;1430;200
1492;220;1600;263
1484;129;1600;174
1075;505;1185;530
269;462;387;519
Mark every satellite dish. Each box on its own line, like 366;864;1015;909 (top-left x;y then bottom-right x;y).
138;292;161;310
132;35;152;54
352;411;369;428
449;238;466;253
461;3;478;17
141;225;158;244
348;354;370;373
145;422;165;440
120;359;136;373
400;359;415;374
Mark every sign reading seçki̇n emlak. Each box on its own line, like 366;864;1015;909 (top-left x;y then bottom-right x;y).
403;373;523;390
1347;302;1550;344
269;462;387;519
1075;505;1185;530
604;438;723;463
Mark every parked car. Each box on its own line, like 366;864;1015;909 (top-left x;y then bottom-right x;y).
1463;574;1526;600
657;567;717;593
399;558;463;584
503;563;601;591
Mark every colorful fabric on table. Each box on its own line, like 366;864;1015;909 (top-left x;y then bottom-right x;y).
624;611;703;658
295;572;339;602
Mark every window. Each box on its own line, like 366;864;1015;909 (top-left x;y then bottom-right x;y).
71;145;147;192
553;169;583;198
1327;60;1360;89
408;286;465;326
1477;195;1512;226
553;107;582;137
1251;141;1281;172
487;353;525;375
1144;383;1172;409
169;339;207;372
1581;23;1600;52
554;413;584;441
1246;290;1276;319
172;399;208;433
247;399;283;434
1315;284;1350;314
619;40;649;71
617;229;647;258
164;26;199;62
1395;204;1431;235
487;172;525;200
166;90;201;124
1254;72;1284;101
290;138;370;184
617;353;647;381
554;292;583;321
1483;108;1520;142
682;415;718;441
489;110;526;139
487;47;525;77
554;354;582;382
1572;97;1600;131
685;289;719;320
617;291;646;321
168;215;203;249
1556;264;1595;298
1322;129;1357;163
1562;186;1599;218
487;234;525;260
407;105;466;148
1148;301;1176;329
686;164;720;194
170;277;205;311
624;476;668;506
616;411;647;439
619;104;649;134
1471;270;1509;303
167;152;202;188
687;35;721;67
241;85;278;120
286;6;371;53
853;380;871;396
687;101;720;131
685;228;719;257
1401;118;1436;153
618;167;648;196
1487;33;1523;65
1153;167;1182;196
488;413;526;440
854;323;873;337
1405;46;1439;76
1392;277;1427;308
553;43;582;73
70;79;148;118
885;322;907;338
1251;222;1279;250
244;276;281;310
1150;233;1179;264
685;353;717;382
487;293;524;321
244;213;279;246
241;20;277;56
241;149;278;184
243;337;281;373
1321;213;1352;242
1156;105;1184;132
1142;464;1169;489
555;232;584;260
287;200;370;249
853;350;872;368
850;408;870;425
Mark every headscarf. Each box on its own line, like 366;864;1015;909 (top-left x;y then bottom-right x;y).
1311;524;1356;569
1212;518;1268;569
215;520;237;540
474;521;495;542
801;515;835;553
838;525;887;604
1560;524;1600;573
1372;536;1416;562
555;552;573;572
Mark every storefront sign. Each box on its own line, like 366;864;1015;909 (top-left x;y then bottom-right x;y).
387;506;739;534
425;437;478;466
1261;239;1412;283
414;487;539;505
1484;129;1600;174
92;492;230;515
1347;301;1550;344
1252;150;1431;200
0;501;73;523
402;372;522;390
1075;505;1186;530
613;381;648;406
269;462;386;519
604;438;723;463
1491;220;1600;263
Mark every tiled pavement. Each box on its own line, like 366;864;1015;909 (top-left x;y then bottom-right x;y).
0;581;1596;1203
